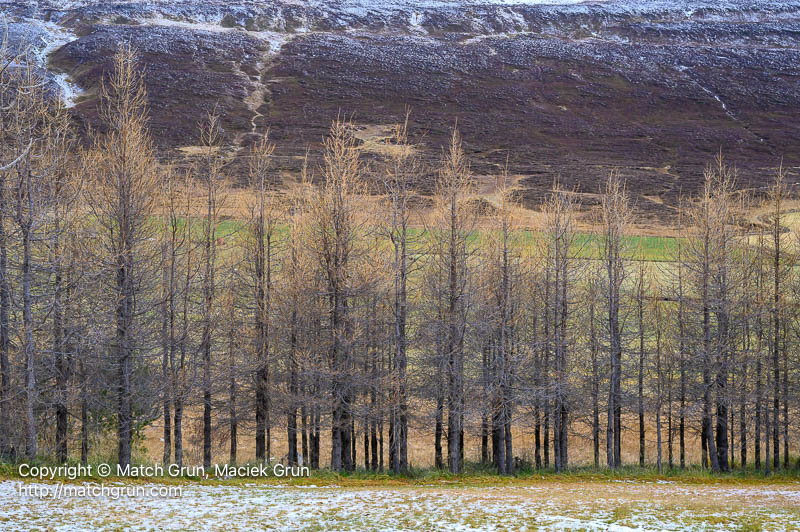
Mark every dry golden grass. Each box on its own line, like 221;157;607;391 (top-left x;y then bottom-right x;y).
142;409;714;469
352;123;419;158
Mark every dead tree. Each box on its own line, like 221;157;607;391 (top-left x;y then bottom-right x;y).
542;184;578;472
428;128;474;474
381;112;420;474
245;133;278;463
84;44;159;467
599;172;630;468
306;118;366;472
198;113;225;468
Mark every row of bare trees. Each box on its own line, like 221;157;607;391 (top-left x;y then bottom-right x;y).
1;44;797;474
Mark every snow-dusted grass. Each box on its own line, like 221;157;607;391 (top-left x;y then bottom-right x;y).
2;479;799;530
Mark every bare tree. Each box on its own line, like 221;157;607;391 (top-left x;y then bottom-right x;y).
683;155;742;473
85;43;160;467
381;112;420;474
196;113;226;468
484;168;521;475
767;164;791;470
427;127;475;474
244;133;278;463
541;183;578;472
599;171;630;468
305;117;368;472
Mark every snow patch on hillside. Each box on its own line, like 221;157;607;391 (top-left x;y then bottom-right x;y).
138;17;297;55
24;20;84;107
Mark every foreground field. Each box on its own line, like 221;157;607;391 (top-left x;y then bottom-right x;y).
2;478;800;531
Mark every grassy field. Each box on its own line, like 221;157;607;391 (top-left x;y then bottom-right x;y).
4;458;800;530
2;473;799;530
177;214;684;264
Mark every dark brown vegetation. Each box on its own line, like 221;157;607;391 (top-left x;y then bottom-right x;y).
5;0;798;230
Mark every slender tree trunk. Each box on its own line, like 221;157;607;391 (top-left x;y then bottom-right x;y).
755;252;764;471
434;354;444;470
80;359;89;465
638;272;645;467
174;397;183;468
160;243;171;465
482;345;490;466
782;323;788;469
668;384;673;470
115;230;134;468
701;223;719;472
765;370;771;474
544;270;551;469
0;176;9;459
22;226;37;458
772;181;782;471
229;298;237;465
716;310;730;472
288;305;298;467
755;341;762;470
590;294;599;468
678;257;686;470
740;305;750;469
53;228;69;463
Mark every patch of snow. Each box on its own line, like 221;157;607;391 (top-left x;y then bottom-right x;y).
255;31;292;54
409;11;427;34
135;16;235;33
3;479;799;531
137;17;295;55
26;20;84;107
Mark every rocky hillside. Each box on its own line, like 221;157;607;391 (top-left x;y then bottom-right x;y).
4;0;800;222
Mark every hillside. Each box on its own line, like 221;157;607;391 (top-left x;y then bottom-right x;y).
4;0;800;224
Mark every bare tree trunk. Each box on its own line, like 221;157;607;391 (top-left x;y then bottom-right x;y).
53;225;69;463
543;269;550;469
482;345;490;465
288;261;299;466
703;301;719;472
199;115;223;470
160;242;171;465
716;308;730;472
80;358;89;465
782;323;789;469
590;290;599;468
668;382;673;470
533;310;542;470
435;358;444;469
755;336;763;470
201;227;213;470
655;299;664;473
249;137;275;464
637;262;646;467
0;175;9;459
301;403;308;466
755;242;764;470
21;221;37;458
678;241;687;470
385;117;413;475
228;291;237;465
768;167;786;471
116;236;133;468
370;339;379;472
601;173;628;470
174;231;191;470
765;364;771;475
312;405;320;469
288;319;298;467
